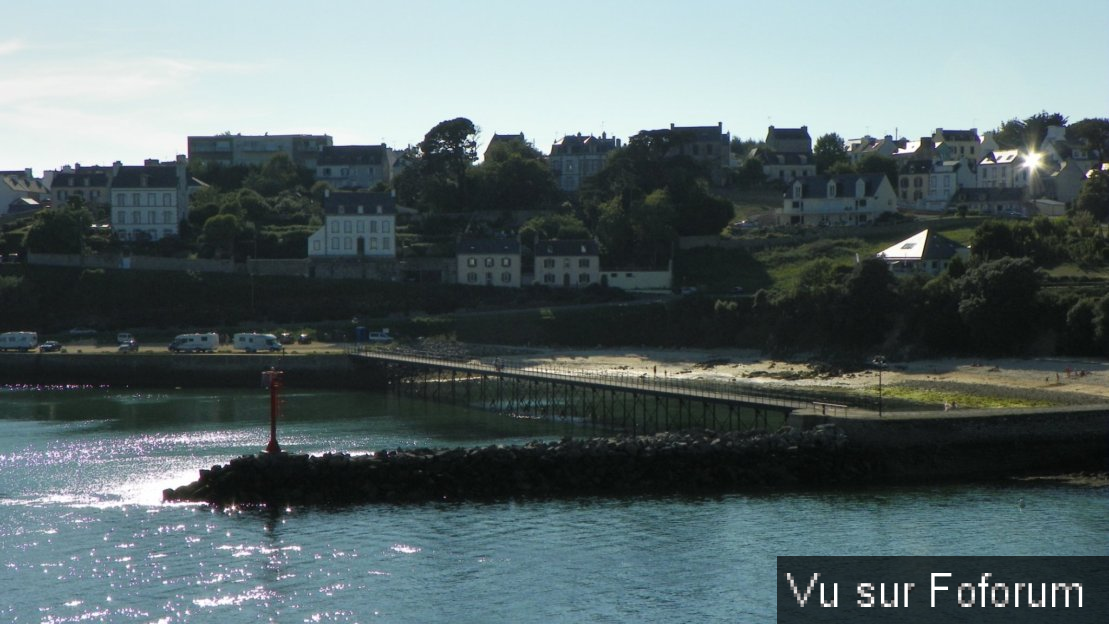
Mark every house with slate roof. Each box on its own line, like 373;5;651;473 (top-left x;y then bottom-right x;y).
456;238;521;287
748;126;816;182
949;187;1028;218
977;149;1034;189
0;169;50;215
636;122;731;185
876;229;969;277
931;128;982;163
308;190;397;258
315;145;393;190
533;239;600;288
548;133;621;191
110;156;205;242
778;173;896;226
50;164;113;210
483;133;528;162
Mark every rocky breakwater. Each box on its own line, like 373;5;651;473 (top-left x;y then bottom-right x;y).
163;426;851;507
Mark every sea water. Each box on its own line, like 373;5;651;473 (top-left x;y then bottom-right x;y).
0;385;1105;622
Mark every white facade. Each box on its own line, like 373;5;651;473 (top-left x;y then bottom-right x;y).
977;150;1033;189
533;240;600;288
456;240;521;288
308;191;397;258
779;174;897;226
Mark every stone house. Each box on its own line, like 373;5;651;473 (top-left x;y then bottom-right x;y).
456;238;521;288
314;145;393;190
307;191;397;258
0;169;50;215
548;133;621;191
533;239;600;288
110;156;203;242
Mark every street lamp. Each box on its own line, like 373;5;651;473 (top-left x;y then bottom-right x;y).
872;355;886;418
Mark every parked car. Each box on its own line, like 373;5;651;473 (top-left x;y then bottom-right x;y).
116;332;134;345
118;340;139;353
38;340;63;353
278;332;294;345
297;333;312;344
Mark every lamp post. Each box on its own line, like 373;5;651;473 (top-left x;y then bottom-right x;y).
872;355;886;418
261;368;284;453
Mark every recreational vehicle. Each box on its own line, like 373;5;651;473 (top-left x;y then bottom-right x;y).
168;332;220;353
0;331;38;352
233;332;282;353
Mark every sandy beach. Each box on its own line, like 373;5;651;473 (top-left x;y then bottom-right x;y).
486;346;1109;406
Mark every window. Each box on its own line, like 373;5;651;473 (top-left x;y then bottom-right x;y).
117;211;126;224
330;221;339;233
578;258;590;268
383;237;391;250
467;258;477;267
344;238;352;250
343;221;352;233
132;210;141;224
467;272;477;283
543;259;555;269
148;210;155;224
356;221;364;233
148;193;156;205
578;274;591;284
370;221;378;234
370;238;378;250
484;257;494;267
163;210;173;224
543;274;555;284
383;221;391;233
163;193;172;206
132;193;140;206
330;238;339;250
501;258;511;267
485;272;493;284
501;272;512;283
116;193;126;206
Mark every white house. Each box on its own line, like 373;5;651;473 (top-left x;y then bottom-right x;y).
778;173;897;226
456;239;521;287
548;133;621;191
876;229;969;277
110;156;202;242
977;149;1034;189
307;191;397;258
533;239;600;288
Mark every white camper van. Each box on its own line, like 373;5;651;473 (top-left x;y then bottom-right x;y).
168;332;220;353
233;332;282;353
0;331;38;352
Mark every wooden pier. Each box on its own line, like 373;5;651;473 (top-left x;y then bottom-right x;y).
349;348;846;434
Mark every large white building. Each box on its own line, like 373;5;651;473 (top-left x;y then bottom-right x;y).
533;239;600;288
110;156;203;241
307;191;397;258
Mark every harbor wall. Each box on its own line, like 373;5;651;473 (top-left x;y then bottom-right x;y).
0;353;377;390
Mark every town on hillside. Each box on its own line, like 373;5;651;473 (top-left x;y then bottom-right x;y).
1;113;1107;293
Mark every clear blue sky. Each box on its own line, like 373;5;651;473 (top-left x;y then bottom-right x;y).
2;0;1106;175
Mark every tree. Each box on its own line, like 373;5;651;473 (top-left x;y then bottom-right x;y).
419;117;478;181
469;149;559;213
24;206;92;254
202;213;242;258
244;153;309;196
957;257;1042;354
1075;171;1109;222
994;111;1068;150
1066;118;1109;154
519;214;590;248
856;154;899;188
813;133;848;174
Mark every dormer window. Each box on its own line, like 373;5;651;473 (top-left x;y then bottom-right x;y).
827;181;837;198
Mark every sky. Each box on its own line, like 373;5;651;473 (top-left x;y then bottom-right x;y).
2;0;1107;175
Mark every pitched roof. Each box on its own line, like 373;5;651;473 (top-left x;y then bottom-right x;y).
456;238;521;255
790;173;889;199
110;165;179;189
534;239;600;257
877;229;966;262
50;168;112;188
550;133;620;156
317;145;387;166
766;126;810;141
322;191;396;216
2;173;48;194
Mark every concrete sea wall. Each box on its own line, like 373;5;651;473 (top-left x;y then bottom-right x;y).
0;353;376;390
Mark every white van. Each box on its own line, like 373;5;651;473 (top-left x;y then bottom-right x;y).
233;332;282;353
168;332;219;353
0;331;38;352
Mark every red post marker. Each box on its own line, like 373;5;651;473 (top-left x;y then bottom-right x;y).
261;369;284;453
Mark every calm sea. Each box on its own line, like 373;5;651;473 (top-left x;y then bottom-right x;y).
0;385;1105;622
